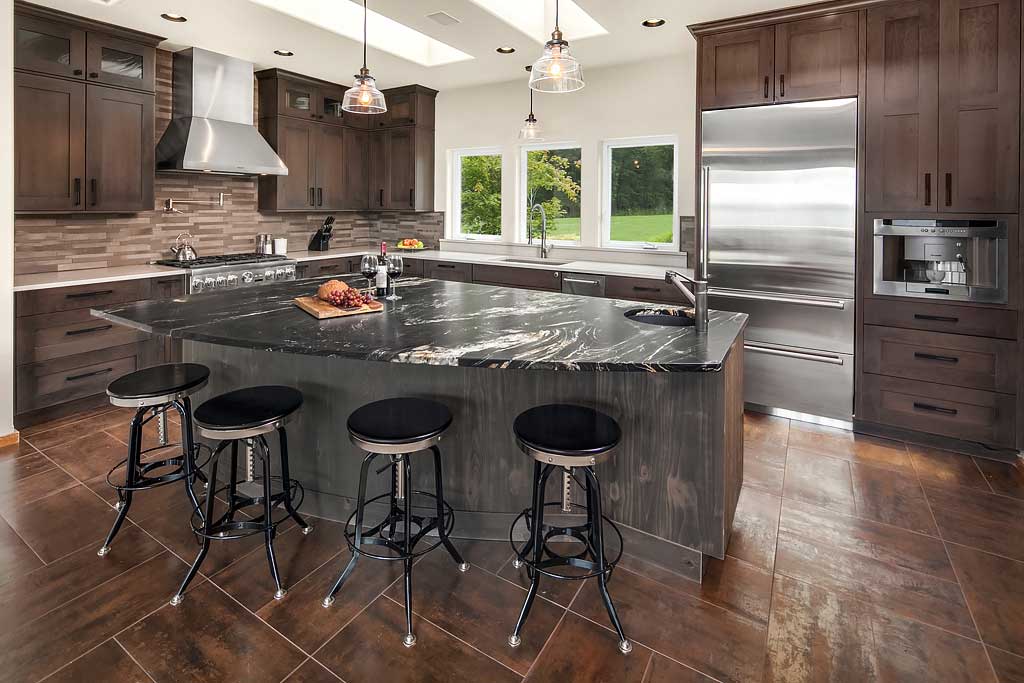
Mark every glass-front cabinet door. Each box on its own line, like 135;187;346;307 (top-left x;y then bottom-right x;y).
86;34;155;92
319;85;348;126
279;78;319;120
15;14;86;80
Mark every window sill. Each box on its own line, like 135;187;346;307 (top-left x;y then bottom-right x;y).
441;238;686;257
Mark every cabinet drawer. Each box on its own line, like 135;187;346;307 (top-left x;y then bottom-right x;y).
860;374;1016;448
402;258;424;277
303;258;351;279
424;261;472;282
17;308;149;365
472;264;562;291
17;345;140;412
16;279;150;317
606;276;684;305
863;325;1017;393
863;299;1017;339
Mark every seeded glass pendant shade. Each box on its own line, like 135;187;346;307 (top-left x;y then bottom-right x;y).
343;0;387;115
519;72;544;140
529;0;584;93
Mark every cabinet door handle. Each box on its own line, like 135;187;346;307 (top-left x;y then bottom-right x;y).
764;76;769;99
66;289;113;299
66;367;113;382
779;74;785;97
309;187;315;206
66;324;113;337
945;173;952;207
913;402;958;416
914;351;959;364
90;179;97;206
73;178;81;206
914;313;959;323
379;189;384;207
317;188;323;206
924;173;931;206
409;189;414;207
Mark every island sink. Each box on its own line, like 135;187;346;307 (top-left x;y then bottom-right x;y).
624;307;696;327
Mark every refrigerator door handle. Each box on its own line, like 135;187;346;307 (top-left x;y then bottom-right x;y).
745;342;846;365
699;165;710;282
710;287;847;310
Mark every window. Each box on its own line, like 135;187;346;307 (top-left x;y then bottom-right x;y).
602;137;678;249
452;148;502;239
521;145;582;244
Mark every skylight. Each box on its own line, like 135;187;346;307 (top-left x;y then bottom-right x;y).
248;0;474;67
468;0;608;43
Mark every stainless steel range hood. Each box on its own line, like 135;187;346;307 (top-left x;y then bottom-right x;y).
156;48;288;176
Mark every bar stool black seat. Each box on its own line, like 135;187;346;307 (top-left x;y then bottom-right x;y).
98;363;211;557
322;397;468;648
171;385;310;606
508;404;631;654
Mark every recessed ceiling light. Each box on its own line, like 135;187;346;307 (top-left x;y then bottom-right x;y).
160;12;187;22
274;50;294;57
496;46;516;54
642;18;666;28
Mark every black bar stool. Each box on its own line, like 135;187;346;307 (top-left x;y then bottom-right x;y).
171;385;311;606
99;363;211;557
322;397;468;648
508;404;631;654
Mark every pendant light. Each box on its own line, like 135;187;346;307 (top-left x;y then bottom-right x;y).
342;0;387;114
529;0;584;93
519;68;544;140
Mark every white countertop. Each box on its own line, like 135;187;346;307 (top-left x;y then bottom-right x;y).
14;248;685;292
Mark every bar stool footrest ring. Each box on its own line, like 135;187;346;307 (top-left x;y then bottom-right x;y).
344;490;456;562
508;501;624;581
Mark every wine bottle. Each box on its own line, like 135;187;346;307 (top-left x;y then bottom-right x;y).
375;242;389;297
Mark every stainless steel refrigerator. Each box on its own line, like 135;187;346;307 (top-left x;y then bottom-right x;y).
701;98;857;424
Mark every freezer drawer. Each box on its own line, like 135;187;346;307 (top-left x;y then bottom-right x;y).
743;342;853;421
710;289;854;354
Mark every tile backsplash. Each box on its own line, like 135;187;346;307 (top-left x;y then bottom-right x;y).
13;48;442;275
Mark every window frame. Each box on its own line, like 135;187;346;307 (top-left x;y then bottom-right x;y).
600;135;679;251
450;146;504;241
518;141;584;246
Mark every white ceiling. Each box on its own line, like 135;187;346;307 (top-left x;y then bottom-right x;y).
36;0;795;91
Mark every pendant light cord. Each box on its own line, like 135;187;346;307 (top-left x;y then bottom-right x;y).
555;0;560;30
362;0;368;70
529;88;534;116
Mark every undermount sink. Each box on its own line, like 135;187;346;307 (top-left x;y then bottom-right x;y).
499;257;570;266
624;307;696;327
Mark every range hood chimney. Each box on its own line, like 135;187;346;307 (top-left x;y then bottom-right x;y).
156;48;288;176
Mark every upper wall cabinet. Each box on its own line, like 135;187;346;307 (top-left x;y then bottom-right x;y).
700;13;858;109
13;2;161;214
865;0;1019;213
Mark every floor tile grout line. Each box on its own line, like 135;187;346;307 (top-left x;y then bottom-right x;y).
638;650;655;683
970;455;999;495
759;417;790;678
34;638;122;683
112;637;159;683
0;502;49;567
519;607;568;680
378;591;532;679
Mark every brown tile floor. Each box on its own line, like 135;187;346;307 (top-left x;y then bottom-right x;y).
2;407;1024;681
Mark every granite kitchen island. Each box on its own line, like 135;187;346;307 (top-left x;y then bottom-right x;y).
96;274;747;582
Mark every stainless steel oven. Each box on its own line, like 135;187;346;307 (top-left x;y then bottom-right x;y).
873;218;1008;304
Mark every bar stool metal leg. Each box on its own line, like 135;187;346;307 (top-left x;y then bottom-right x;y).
172;398;205;521
98;408;145;556
260;437;286;600
431;446;468;572
510;462;554;647
172;443;223;605
322;451;379;607
278;427;311;534
401;454;416;647
584;467;631;654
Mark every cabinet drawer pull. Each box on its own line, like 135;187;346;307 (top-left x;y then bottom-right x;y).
66;367;113;382
564;278;599;285
924;173;931;206
632;286;662;293
436;264;456;269
913;402;958;416
914;313;958;323
73;178;81;206
779;74;785;97
924;287;950;295
66;289;114;299
90;178;97;206
913;351;959;364
88;72;98;79
764;76;769;99
66;324;113;337
73;69;83;76
379;189;384;207
945;173;952;207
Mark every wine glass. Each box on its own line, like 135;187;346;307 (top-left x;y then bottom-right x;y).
360;255;378;294
386;254;404;301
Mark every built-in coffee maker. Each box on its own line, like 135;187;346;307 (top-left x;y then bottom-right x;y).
873;218;1009;304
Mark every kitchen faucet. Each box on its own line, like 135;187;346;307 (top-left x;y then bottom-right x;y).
527;204;550;259
665;166;711;334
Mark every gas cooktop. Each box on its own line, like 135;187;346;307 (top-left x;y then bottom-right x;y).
153;253;288;269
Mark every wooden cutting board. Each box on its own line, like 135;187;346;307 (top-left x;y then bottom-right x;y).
294;296;384;320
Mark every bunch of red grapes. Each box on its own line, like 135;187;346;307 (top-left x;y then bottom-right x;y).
325;288;372;308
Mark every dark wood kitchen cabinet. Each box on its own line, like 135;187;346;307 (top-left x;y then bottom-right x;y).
368;131;388;210
865;0;1020;213
259;116;317;211
775;13;859;102
376;126;435;211
315;124;347;210
700;27;775;109
343;128;370;209
13;2;161;214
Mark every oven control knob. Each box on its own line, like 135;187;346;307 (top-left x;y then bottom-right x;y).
284;266;295;279
203;277;216;289
265;269;275;280
275;268;287;279
241;271;255;284
191;279;204;293
226;274;239;287
215;276;227;288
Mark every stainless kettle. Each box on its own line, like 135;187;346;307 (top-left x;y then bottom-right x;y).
170;232;198;262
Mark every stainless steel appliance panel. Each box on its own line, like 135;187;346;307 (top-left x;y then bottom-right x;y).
561;273;606;297
709;289;855;354
701;98;857;298
744;343;854;421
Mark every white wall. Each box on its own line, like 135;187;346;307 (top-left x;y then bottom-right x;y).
1;0;14;439
433;43;697;248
